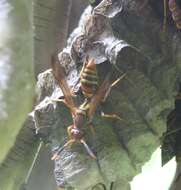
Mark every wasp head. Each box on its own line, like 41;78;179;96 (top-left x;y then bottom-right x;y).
70;128;84;140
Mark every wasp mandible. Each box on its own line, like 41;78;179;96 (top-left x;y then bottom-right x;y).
51;55;125;160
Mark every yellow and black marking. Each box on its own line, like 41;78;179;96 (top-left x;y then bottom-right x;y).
80;59;99;98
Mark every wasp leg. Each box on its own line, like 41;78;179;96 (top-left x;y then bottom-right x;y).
101;111;122;121
51;98;76;113
111;74;126;87
103;73;126;102
80;139;97;159
51;139;75;161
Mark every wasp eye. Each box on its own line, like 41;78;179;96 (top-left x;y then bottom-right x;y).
71;128;79;135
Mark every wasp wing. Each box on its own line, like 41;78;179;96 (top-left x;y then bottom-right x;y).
88;71;126;121
51;55;76;114
88;73;111;121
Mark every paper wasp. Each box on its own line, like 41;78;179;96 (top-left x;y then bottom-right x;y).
51;55;125;160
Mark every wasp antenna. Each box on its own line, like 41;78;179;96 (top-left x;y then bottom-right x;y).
80;139;97;159
51;146;64;161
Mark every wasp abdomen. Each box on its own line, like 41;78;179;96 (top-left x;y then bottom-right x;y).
80;59;98;98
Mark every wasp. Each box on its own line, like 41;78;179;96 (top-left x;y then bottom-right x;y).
51;55;125;160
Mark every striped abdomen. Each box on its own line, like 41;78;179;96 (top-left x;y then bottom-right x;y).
169;0;181;29
80;59;98;98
